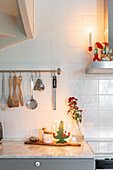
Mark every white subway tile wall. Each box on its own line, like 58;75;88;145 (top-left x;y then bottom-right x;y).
0;0;111;140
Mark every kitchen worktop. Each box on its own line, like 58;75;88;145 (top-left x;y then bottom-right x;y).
88;140;113;159
0;141;94;159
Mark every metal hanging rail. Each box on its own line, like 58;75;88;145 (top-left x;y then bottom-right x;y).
0;68;61;75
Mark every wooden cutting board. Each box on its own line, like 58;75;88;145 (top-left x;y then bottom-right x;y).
24;140;81;147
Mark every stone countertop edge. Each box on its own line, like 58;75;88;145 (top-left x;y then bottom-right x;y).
0;141;94;159
0;156;95;159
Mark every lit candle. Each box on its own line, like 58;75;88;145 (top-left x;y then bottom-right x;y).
68;124;71;130
68;124;71;136
53;124;55;133
63;122;65;134
89;27;92;47
57;121;59;129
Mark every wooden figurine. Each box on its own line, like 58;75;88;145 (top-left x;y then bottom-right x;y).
101;42;113;61
89;42;103;61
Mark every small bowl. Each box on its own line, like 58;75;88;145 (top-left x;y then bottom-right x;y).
29;136;39;142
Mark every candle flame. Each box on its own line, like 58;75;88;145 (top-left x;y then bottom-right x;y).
89;27;92;33
104;29;108;35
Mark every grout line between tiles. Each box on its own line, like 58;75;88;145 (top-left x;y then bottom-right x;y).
97;74;99;139
51;0;53;127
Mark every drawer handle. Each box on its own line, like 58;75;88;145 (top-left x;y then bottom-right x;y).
35;161;41;167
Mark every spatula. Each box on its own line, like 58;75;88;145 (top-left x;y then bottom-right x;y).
17;76;24;106
12;75;19;107
7;73;14;108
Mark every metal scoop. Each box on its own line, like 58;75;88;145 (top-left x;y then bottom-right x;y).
26;74;38;109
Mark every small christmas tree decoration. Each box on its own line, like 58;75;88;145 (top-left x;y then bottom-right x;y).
53;121;69;144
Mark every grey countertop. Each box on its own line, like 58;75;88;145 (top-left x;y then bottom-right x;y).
88;140;113;159
0;141;94;159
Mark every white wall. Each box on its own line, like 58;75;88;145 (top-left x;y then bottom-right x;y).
0;0;112;140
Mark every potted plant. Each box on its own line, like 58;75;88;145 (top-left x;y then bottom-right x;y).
67;97;84;142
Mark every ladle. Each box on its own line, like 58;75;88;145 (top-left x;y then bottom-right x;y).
26;74;38;109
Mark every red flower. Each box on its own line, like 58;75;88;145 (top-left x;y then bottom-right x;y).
68;104;73;107
67;96;82;123
72;101;77;105
68;97;76;102
67;110;70;115
71;97;75;100
68;97;73;102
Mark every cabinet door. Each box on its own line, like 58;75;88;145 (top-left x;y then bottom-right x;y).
0;158;94;170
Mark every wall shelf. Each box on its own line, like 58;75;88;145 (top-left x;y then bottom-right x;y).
86;61;113;74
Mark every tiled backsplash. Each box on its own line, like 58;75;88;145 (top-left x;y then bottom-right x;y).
0;0;112;140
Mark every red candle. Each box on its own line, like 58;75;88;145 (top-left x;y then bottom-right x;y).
53;133;55;137
68;132;70;137
88;27;93;51
63;134;65;138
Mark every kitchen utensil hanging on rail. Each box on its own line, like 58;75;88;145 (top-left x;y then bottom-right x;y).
0;68;61;110
12;74;19;107
52;73;57;110
17;73;24;106
26;73;38;109
7;72;14;108
34;71;45;91
0;72;7;111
